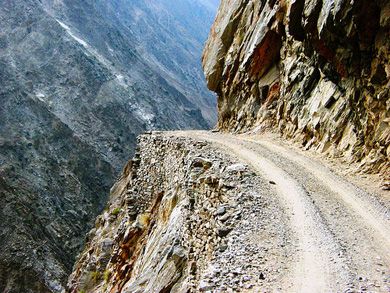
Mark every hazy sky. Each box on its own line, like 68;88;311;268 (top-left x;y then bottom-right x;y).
198;0;221;11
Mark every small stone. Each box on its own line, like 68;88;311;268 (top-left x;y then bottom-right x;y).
191;157;212;170
219;213;230;222
171;245;186;260
217;227;233;237
199;280;213;291
234;211;242;220
215;206;226;216
219;245;228;252
226;163;247;173
381;182;390;190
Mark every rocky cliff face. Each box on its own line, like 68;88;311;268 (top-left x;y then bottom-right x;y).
202;0;390;175
65;2;390;291
0;0;217;291
67;133;277;292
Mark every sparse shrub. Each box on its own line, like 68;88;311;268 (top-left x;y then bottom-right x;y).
103;270;111;283
91;271;101;283
111;207;121;216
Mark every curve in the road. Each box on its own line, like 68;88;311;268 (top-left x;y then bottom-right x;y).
191;132;349;292
172;131;390;292
243;137;390;259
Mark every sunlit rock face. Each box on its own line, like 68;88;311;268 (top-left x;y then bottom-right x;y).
0;0;217;292
203;0;389;175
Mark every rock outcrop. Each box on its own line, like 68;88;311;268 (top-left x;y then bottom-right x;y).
202;0;390;176
67;133;286;292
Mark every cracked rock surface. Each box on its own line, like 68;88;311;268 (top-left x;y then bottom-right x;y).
202;0;390;176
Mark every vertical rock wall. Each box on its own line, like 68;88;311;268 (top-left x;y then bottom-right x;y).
202;0;390;175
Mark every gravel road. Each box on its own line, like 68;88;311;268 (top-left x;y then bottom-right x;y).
172;131;390;292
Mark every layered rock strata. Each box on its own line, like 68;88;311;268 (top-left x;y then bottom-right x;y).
203;0;390;175
67;133;290;292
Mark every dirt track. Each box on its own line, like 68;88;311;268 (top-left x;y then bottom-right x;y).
173;131;390;292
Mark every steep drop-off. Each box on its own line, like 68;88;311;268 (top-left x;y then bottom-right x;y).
0;0;217;291
66;1;390;292
67;133;282;293
67;131;390;292
202;0;389;175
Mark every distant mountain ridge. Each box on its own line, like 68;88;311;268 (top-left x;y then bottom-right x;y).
0;0;217;291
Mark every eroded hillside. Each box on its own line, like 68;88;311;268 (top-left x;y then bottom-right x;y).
0;0;217;291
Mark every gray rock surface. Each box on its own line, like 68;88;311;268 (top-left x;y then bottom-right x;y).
0;0;217;291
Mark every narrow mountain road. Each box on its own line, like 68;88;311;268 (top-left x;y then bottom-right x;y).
171;130;390;292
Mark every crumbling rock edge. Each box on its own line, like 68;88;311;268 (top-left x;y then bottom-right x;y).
66;133;286;292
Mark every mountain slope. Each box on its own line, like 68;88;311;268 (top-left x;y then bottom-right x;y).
92;0;219;123
0;0;217;291
64;1;389;292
